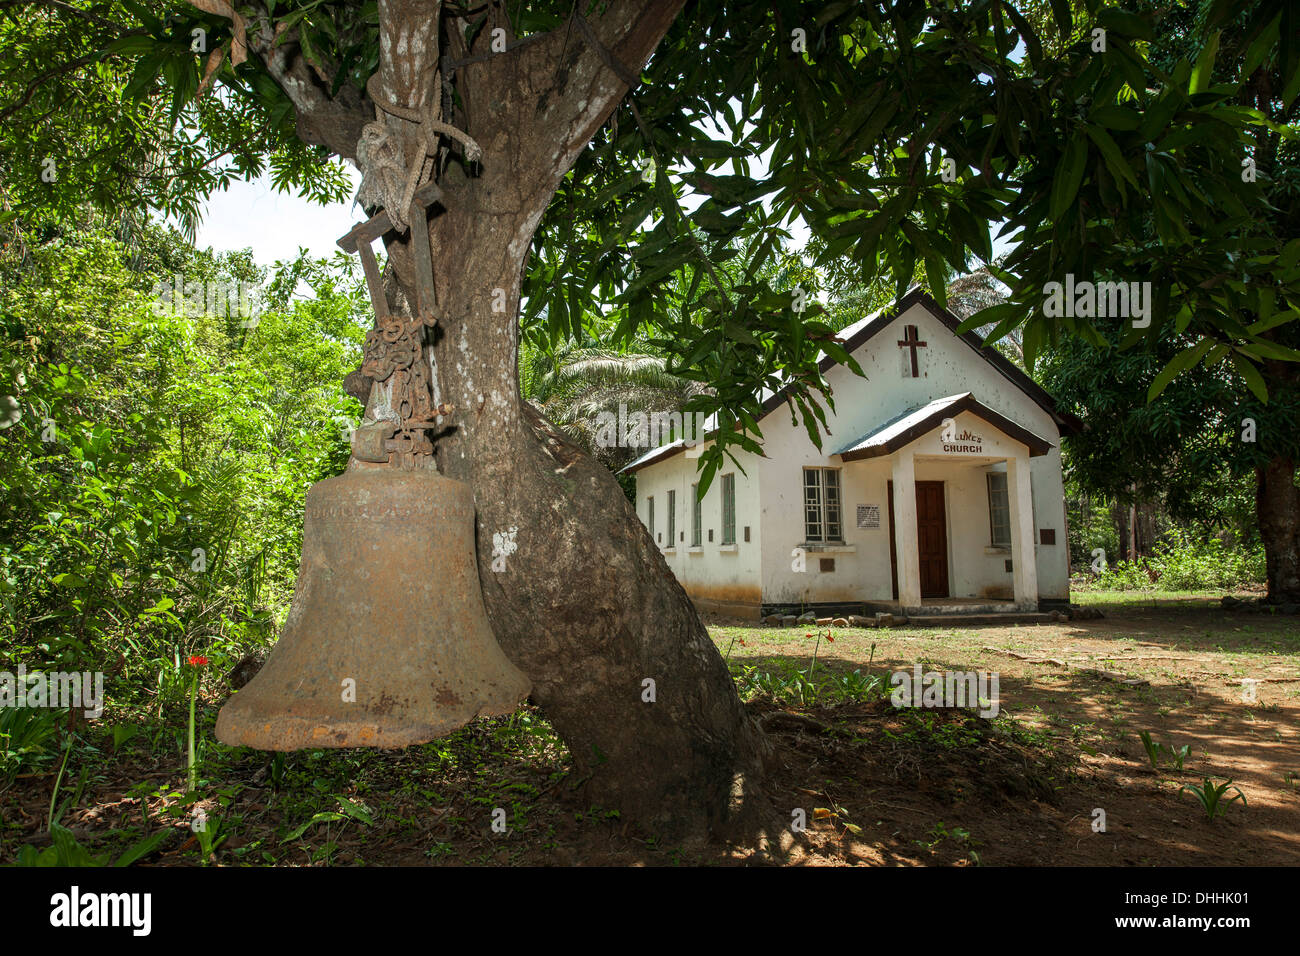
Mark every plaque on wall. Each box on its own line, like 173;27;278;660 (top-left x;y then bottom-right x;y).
856;504;881;529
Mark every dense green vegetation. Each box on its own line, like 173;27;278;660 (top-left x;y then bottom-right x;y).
1080;528;1266;592
0;221;366;714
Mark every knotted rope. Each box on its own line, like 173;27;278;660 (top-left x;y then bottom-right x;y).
355;64;483;232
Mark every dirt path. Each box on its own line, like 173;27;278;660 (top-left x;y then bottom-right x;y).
712;595;1300;865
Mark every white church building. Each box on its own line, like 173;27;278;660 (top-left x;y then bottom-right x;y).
622;288;1079;620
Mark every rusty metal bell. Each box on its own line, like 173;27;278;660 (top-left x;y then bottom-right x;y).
215;465;531;750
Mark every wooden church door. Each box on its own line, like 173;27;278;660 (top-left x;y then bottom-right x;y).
888;480;950;600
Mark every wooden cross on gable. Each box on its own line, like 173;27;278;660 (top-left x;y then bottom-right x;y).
897;324;927;378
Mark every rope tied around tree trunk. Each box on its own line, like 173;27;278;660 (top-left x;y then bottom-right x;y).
355;65;482;233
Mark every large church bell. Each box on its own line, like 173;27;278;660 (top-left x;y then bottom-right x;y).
216;186;530;751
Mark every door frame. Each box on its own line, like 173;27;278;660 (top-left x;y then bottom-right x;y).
887;481;898;600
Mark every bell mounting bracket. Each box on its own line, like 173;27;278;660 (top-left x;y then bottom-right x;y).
338;182;450;467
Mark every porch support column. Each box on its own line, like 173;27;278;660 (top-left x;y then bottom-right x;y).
1007;454;1039;610
892;449;922;610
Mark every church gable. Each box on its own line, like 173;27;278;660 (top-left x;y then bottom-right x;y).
824;288;1077;436
772;289;1076;451
838;298;962;386
622;288;1074;477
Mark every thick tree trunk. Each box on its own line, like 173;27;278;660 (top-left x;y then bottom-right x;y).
392;197;771;840
379;195;773;841
363;0;774;841
1256;454;1300;604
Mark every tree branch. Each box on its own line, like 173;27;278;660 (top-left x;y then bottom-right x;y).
437;0;684;227
242;2;370;161
533;0;688;180
0;45;135;122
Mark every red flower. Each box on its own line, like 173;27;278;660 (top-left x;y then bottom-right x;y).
738;639;746;647
188;655;209;667
826;634;835;643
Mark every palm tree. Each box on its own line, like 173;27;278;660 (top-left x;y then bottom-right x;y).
521;344;707;473
946;265;1024;364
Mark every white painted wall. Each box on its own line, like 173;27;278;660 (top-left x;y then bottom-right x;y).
637;442;765;612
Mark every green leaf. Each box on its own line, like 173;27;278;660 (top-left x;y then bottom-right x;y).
1085;126;1138;193
113;831;169;867
333;795;374;826
1020;319;1042;371
1236;339;1300;363
1089;105;1141;131
124;51;167;99
48;824;99;866
1147;339;1211;402
956;302;1022;337
695;454;718;499
282;811;345;842
1002;2;1042;68
1284;52;1300;109
1276;238;1300;272
924;252;948;308
1050;134;1087;220
1230;353;1268;403
1047;0;1073;38
1097;8;1155;41
1241;14;1281;81
1190;31;1220;93
103;35;157;57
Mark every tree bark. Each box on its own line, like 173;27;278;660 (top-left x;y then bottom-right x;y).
360;0;774;841
1256;454;1300;604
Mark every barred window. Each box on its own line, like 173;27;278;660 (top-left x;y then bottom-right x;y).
691;484;702;547
987;472;1011;547
803;468;843;542
721;474;736;545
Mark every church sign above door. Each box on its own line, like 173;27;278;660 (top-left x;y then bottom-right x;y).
939;417;984;454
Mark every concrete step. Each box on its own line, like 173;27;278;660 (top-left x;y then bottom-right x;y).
913;603;1018;614
903;612;1054;627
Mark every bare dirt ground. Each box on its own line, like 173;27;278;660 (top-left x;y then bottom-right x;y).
713;593;1299;865
2;592;1296;866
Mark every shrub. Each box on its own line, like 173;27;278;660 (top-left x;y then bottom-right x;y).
1089;528;1264;591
